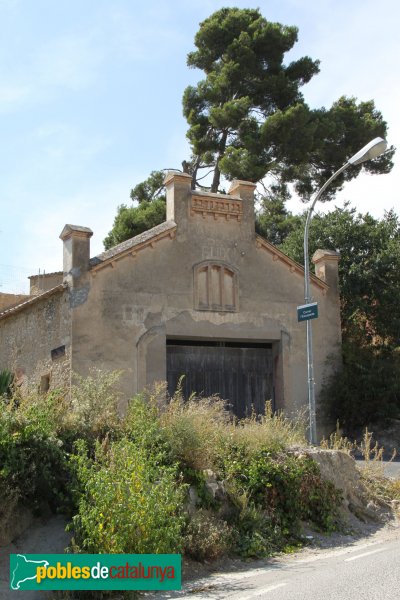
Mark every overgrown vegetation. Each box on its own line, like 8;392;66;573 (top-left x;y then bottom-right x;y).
0;390;70;513
1;372;345;565
321;343;400;430
321;426;400;515
0;368;13;398
278;204;400;430
70;439;186;554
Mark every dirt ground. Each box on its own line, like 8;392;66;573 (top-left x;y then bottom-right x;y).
0;514;71;600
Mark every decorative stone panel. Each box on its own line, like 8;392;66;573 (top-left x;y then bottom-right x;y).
194;261;238;312
191;195;243;222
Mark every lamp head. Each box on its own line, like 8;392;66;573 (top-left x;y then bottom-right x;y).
348;137;388;166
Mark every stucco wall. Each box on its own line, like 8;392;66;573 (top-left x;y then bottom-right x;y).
0;176;341;439
0;290;71;392
67;175;341;433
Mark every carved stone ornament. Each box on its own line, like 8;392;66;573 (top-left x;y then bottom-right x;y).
191;195;243;222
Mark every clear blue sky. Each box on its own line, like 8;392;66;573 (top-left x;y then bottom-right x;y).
1;0;399;292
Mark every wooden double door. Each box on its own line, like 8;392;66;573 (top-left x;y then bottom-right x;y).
166;341;274;418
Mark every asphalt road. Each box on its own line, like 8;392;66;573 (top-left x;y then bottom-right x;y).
355;459;400;479
151;527;400;600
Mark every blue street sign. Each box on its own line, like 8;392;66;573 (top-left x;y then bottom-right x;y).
297;302;318;322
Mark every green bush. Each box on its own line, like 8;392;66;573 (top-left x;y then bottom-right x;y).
322;343;400;430
0;370;124;517
123;386;171;464
70;438;187;554
220;447;341;553
0;369;13;398
0;391;69;511
227;491;282;558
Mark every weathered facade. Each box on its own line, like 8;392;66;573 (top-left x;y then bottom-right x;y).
0;173;341;434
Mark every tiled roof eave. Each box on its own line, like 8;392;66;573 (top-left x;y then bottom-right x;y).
255;235;329;292
0;284;67;321
90;221;177;274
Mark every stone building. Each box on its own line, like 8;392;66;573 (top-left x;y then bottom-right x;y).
0;173;341;433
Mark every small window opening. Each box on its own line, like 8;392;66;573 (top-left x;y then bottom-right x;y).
40;374;50;394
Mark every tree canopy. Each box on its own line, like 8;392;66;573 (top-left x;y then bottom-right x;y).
255;184;302;245
183;8;393;194
103;171;166;249
104;6;394;250
274;204;400;429
280;204;400;348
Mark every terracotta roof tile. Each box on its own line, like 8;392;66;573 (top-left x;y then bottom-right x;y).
0;284;66;320
90;220;176;267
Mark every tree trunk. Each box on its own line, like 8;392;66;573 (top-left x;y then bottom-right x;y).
211;131;228;193
191;156;201;190
211;161;221;193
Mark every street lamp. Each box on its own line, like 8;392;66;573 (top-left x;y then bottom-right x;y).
304;137;388;445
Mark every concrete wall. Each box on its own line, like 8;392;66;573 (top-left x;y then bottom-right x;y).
0;290;71;392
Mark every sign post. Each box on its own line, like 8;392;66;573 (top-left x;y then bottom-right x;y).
297;302;318;323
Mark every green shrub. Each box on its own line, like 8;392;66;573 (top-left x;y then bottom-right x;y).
0;369;13;398
221;448;341;544
226;489;282;558
70;438;187;554
123;386;171;464
322;343;400;430
297;463;342;531
0;390;69;511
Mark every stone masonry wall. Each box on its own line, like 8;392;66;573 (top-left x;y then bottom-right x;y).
0;290;71;392
0;293;31;312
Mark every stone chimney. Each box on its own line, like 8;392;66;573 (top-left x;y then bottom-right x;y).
59;224;93;288
164;173;257;239
228;180;257;236
312;249;340;292
164;171;192;224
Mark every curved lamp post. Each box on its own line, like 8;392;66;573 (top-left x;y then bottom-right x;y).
304;137;387;445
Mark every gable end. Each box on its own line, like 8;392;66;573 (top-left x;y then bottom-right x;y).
255;235;329;292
